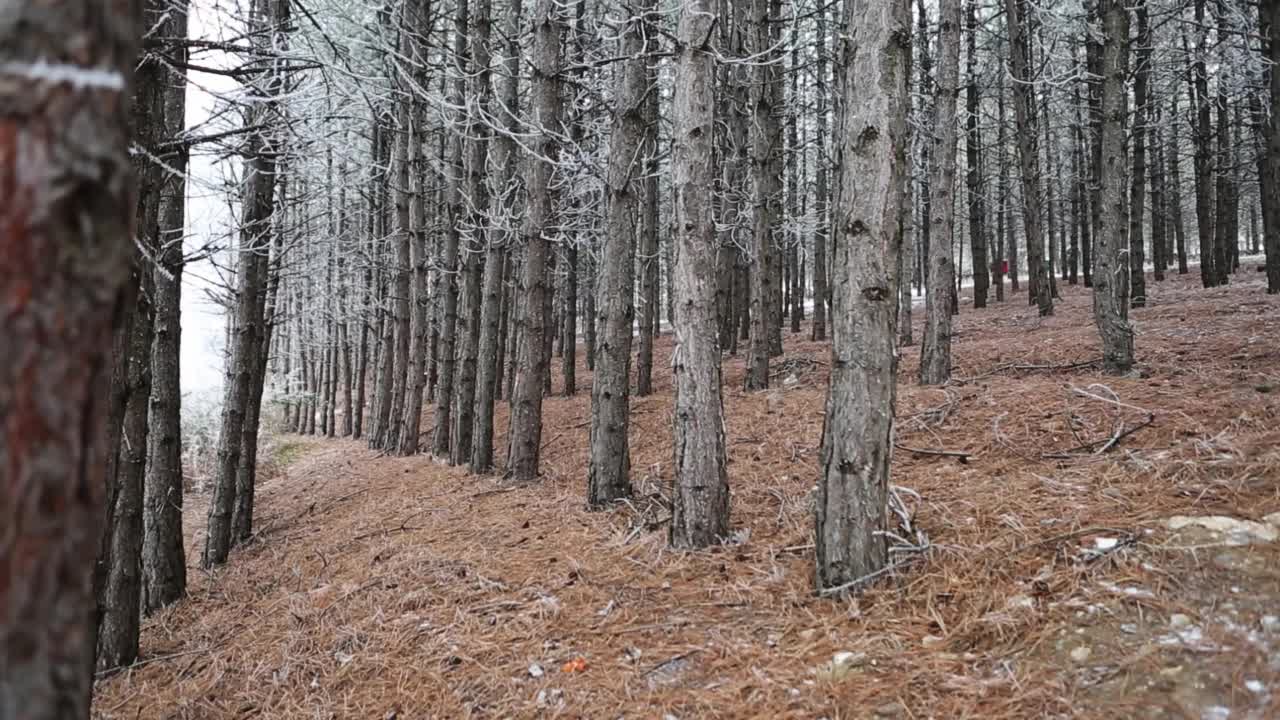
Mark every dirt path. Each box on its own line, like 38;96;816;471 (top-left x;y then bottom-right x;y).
95;272;1280;719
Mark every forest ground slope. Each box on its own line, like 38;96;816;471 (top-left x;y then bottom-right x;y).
95;271;1280;719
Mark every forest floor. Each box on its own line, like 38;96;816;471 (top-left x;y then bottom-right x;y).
94;269;1280;720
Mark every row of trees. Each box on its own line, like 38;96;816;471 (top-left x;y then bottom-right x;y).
9;0;1280;713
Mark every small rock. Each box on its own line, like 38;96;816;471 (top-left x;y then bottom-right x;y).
873;702;903;718
1120;623;1138;635
1245;679;1265;694
798;628;819;641
1165;515;1279;545
1070;646;1092;663
535;688;564;709
1261;616;1280;633
1169;614;1192;629
528;663;545;678
1005;594;1035;610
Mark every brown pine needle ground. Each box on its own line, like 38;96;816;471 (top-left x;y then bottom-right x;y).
94;271;1280;719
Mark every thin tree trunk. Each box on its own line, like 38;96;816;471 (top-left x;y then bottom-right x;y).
144;43;189;611
812;0;829;341
472;0;512;473
965;0;989;308
1094;0;1134;374
746;0;781;391
1006;0;1052;315
204;0;288;568
921;0;961;385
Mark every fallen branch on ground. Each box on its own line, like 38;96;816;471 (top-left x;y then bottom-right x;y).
895;443;972;462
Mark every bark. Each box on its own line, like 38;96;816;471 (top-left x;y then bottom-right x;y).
746;0;781;391
144;63;189;613
0;0;137;712
1169;91;1190;274
507;0;564;482
816;0;909;593
1262;2;1280;292
1149;75;1167;282
812;0;830;342
381;105;413;451
1129;0;1149;307
921;0;960;386
635;82;660;398
1190;0;1217;286
965;0;988;308
670;0;730;548
587;0;654;508
1006;0;1052;315
1093;0;1134;374
204;0;287;568
453;0;490;463
472;0;512;473
431;0;468;458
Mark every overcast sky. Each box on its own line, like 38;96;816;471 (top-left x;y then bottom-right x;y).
179;0;240;395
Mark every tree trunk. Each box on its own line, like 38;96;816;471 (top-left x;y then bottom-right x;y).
588;0;655;508
812;0;830;341
1006;0;1052;315
670;0;730;548
816;0;909;593
1190;0;1217;286
921;0;960;385
635;82;660;397
965;0;989;309
1128;0;1149;307
430;0;468;458
204;0;287;568
746;0;781;391
507;0;564;482
1262;2;1280;292
471;0;511;473
1093;0;1134;374
0;0;137;711
144;64;189;613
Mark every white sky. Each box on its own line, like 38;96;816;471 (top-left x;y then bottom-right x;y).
179;0;239;394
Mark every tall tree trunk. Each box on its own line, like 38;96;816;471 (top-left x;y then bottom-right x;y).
635;81;660;397
965;0;989;309
670;0;730;548
144;41;189;612
588;0;654;507
1006;0;1052;315
1094;0;1134;374
1189;0;1217;286
1262;2;1280;292
921;0;961;385
1169;91;1190;274
204;0;288;568
746;0;781;391
472;0;511;473
1128;0;1149;307
812;0;830;341
1149;72;1168;282
507;0;564;482
430;0;469;458
382;106;413;452
453;0;492;463
816;0;909;593
0;0;137;709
